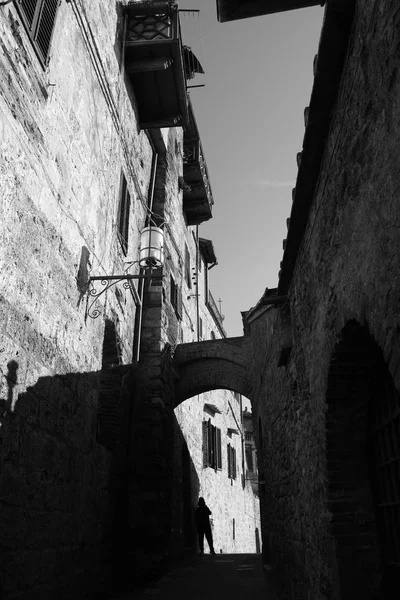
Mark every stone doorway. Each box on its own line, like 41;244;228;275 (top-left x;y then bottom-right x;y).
326;321;400;599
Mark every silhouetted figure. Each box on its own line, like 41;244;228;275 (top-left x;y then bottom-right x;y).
195;497;215;555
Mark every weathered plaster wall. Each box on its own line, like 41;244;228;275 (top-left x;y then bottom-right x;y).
248;1;400;598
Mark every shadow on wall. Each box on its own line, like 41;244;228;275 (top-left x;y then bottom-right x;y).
0;356;141;600
170;413;200;561
326;320;400;600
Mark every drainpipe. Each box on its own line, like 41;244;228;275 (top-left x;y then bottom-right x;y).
133;148;158;362
240;395;246;489
195;225;200;342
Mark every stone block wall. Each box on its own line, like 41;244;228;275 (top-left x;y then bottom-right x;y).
0;1;153;596
174;389;261;556
247;0;400;598
136;120;260;564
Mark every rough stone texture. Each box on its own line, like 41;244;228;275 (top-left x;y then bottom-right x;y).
0;2;261;597
135;125;260;577
245;1;400;598
0;1;150;597
174;336;254;404
173;390;261;555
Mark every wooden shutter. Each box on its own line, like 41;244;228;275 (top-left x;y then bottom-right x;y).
210;424;217;469
19;0;38;27
36;0;59;61
18;0;60;64
216;428;222;470
227;444;231;478
207;419;212;467
202;421;209;468
118;174;130;255
185;244;191;288
176;283;182;319
233;447;237;480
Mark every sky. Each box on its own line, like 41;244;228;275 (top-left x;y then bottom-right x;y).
179;1;324;336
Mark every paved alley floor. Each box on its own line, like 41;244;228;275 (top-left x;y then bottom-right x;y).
113;554;269;600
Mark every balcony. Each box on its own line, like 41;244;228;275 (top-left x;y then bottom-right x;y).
216;0;322;22
182;100;214;225
124;1;204;129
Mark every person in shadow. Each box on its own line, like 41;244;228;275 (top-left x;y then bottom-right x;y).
195;497;216;555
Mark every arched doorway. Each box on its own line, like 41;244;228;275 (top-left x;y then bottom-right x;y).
326;321;400;599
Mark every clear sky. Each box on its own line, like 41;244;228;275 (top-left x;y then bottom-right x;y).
179;1;324;336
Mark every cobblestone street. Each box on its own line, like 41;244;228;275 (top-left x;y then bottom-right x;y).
111;554;270;600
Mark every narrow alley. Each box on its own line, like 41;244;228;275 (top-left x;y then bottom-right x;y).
111;554;270;600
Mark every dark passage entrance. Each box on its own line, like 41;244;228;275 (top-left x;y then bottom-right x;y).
326;321;400;599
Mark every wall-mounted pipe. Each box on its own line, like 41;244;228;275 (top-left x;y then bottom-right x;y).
133;147;158;362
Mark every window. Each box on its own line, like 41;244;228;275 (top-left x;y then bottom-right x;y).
16;0;60;65
210;330;216;340
170;274;182;319
117;173;131;255
227;443;237;480
202;419;222;470
245;444;254;472
185;244;192;288
199;317;203;340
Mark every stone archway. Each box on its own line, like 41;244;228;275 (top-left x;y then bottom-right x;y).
173;336;254;406
326;321;400;599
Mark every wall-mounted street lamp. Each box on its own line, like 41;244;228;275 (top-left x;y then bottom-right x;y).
86;227;164;319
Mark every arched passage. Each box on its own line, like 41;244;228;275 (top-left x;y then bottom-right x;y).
173;336;254;406
326;321;400;599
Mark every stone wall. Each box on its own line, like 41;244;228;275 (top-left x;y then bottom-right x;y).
137;124;261;566
247;0;400;598
174;390;261;556
0;1;152;596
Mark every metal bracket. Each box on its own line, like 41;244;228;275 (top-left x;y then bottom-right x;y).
86;273;163;320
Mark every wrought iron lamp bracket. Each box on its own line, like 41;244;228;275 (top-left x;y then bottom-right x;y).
86;273;162;320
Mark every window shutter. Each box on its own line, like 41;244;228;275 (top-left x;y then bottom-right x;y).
227;444;231;479
118;174;130;255
202;421;209;468
233;447;237;480
18;1;60;64
36;0;59;61
211;424;217;469
207;419;212;467
216;428;222;470
176;283;182;319
20;0;38;27
185;244;191;288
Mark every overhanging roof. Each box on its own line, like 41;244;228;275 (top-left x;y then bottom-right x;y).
278;0;355;294
216;0;324;22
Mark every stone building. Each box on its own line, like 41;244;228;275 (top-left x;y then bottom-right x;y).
0;1;260;598
213;0;400;599
4;0;400;599
174;389;261;555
